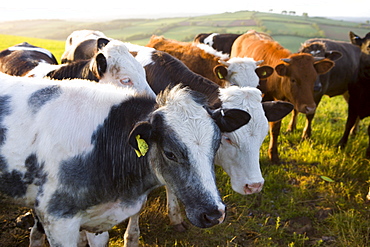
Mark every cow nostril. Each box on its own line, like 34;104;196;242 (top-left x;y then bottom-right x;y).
201;210;224;226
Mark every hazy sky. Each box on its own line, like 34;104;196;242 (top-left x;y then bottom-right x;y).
0;0;369;21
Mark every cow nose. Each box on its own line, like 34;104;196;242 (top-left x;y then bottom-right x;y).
305;106;316;115
201;208;226;227
244;182;264;194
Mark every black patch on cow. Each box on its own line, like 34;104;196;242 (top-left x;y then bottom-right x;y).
28;85;61;114
47;95;159;218
0;153;47;198
0;95;12;146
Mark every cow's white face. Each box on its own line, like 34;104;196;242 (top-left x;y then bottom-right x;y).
148;87;225;228
225;57;260;88
215;86;267;195
97;40;156;98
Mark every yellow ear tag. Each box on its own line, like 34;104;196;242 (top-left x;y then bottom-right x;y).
135;135;148;157
217;71;224;79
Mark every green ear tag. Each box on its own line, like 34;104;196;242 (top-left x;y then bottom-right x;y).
135;135;148;157
217;71;224;79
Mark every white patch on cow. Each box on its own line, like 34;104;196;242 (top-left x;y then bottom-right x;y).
8;46;54;60
224;57;261;88
65;30;109;50
95;40;156;98
204;33;219;47
155;87;223;207
0;74;139;206
80;196;146;232
25;62;64;78
215;86;267;195
124;43;156;67
196;43;229;60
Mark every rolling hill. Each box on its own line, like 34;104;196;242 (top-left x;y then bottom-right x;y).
0;10;369;52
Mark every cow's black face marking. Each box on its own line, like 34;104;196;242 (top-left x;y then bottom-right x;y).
28;85;61;114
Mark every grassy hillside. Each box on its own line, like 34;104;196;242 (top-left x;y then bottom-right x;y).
0;11;369;52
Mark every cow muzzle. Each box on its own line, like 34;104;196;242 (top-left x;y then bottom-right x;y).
244;182;264;195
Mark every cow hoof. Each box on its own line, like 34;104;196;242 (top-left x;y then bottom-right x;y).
172;222;188;232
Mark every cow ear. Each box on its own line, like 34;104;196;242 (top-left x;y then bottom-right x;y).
275;63;287;76
325;51;342;61
129;121;153;157
314;59;334;75
211;108;251;132
349;31;361;46
255;65;274;79
91;53;107;79
213;65;228;80
97;38;110;50
262;101;294;122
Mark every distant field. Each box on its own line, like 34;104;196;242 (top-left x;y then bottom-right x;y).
0;10;368;52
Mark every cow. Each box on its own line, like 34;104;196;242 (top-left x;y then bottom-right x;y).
0;42;58;76
115;44;293;246
0;72;251;246
230;35;334;163
349;31;370;55
24;40;156;97
193;33;241;55
337;51;370;158
61;30;111;63
146;35;274;88
295;38;361;139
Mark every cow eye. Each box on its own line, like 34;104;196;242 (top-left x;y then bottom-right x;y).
164;150;177;162
120;78;132;85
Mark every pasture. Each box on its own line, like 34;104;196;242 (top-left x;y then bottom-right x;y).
0;11;370;246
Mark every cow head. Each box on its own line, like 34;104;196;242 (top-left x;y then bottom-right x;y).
275;54;334;114
299;41;342;93
214;86;293;195
349;31;370;55
128;86;250;228
90;40;156;98
214;58;273;88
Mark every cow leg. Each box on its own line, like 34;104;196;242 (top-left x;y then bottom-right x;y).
85;231;109;247
40;216;81;247
268;120;282;164
343;92;360;136
366;124;370;158
29;214;46;247
337;110;359;149
286;109;298;133
166;186;188;232
123;213;140;247
302;112;315;139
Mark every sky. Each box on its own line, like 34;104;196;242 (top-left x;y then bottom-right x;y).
0;0;369;21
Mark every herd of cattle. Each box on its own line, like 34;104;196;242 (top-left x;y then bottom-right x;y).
0;29;369;246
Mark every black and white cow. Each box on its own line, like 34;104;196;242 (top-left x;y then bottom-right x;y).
0;73;251;246
26;40;156;97
119;44;293;246
0;42;58;76
61;30;111;63
193;33;241;55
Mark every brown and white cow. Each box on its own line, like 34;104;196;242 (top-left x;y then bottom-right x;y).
231;35;334;163
146;35;273;88
0;42;58;76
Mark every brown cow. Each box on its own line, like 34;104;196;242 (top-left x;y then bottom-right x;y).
231;37;334;163
146;35;273;88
